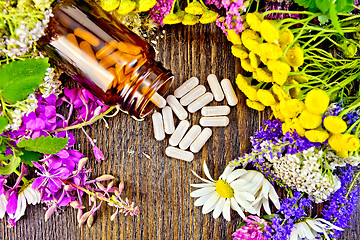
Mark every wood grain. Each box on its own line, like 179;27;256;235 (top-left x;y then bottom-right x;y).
1;23;359;240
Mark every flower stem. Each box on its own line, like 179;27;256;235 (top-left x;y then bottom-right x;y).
345;170;360;199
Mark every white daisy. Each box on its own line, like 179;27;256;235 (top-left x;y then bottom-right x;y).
240;170;280;215
290;218;343;240
9;186;41;221
190;161;257;221
0;194;7;219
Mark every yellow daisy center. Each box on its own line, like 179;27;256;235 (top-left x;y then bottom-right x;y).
215;180;234;198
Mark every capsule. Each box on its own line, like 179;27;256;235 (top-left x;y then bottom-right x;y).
180;85;206;106
150;92;166;108
166;95;188;120
162;106;175;134
221;78;239;106
201;106;231;116
190;128;213;153
174;77;199;98
188;92;214;113
207;74;224;102
179;125;202;150
165;146;194;162
152;112;165;141
74;28;100;47
199;116;229;127
169;120;190;146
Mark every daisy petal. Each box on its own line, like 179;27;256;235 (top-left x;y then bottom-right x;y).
190;183;215;188
203;161;215;182
302;223;316;239
230;198;245;219
190;187;215;198
234;193;256;214
306;220;324;233
191;170;213;184
269;185;280;209
225;169;247;183
260;180;270;199
238;191;255;202
222;199;231;221
194;193;213;207
202;193;220;214
219;164;235;180
213;197;225;219
262;198;272;215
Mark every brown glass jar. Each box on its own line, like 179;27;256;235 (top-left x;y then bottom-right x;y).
40;0;173;119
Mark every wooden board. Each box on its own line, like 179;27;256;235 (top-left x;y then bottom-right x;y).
1;23;359;240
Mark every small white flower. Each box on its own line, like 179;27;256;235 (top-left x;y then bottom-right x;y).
9;186;41;221
0;194;7;219
190;161;256;221
290;218;343;240
240;170;280;215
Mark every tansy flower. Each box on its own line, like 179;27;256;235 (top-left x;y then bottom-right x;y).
241;58;256;72
117;0;136;14
298;110;322;129
249;52;260;68
137;0;157;12
254;68;273;82
259;20;279;44
304;89;330;114
282;118;305;136
185;1;205;15
235;74;250;87
246;12;262;32
190;162;257;221
343;134;360;151
272;84;290;101
182;14;199;25
243;86;259;101
242;29;260;51
101;0;120;11
244;39;261;53
328;134;345;152
288;78;300;98
279;99;304;118
279;28;294;50
227;30;242;45
231;45;248;59
323;116;347;134
199;10;218;24
246;99;265;111
305;129;329;143
257;89;276;106
162;12;184;24
259;43;283;60
289;218;343;240
273;72;288;86
267;60;291;76
271;103;286;121
337;150;349;158
285;45;304;68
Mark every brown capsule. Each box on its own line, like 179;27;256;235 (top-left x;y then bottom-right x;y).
96;40;118;60
74;28;100;46
79;41;97;61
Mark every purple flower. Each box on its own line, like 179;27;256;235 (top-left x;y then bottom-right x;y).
233;215;270;240
205;0;223;9
264;1;299;20
32;162;71;192
149;0;174;25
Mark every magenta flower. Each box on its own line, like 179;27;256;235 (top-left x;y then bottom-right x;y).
149;0;174;25
233;215;270;240
32;162;71;192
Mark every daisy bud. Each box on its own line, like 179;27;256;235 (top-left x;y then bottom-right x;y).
95;175;115;182
78;211;92;227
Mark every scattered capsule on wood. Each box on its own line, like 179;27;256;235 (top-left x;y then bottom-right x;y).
199;116;229;127
188;92;214;113
150;92;167;108
174;77;199;98
169;120;190;146
165;146;194;162
162;106;175;134
152;112;165;141
179;125;202;150
180;85;206;106
207;74;224;102
166;95;188;120
221;78;238;106
201;106;231;116
190;128;212;153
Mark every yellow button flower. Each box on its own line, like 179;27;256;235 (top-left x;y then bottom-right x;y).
328;134;345;152
231;45;248;59
343;134;360;151
259;43;283;60
137;0;157;12
244;39;261;53
185;1;205;15
254;68;273;83
257;89;276;106
279;29;294;50
271;103;286;121
101;0;120;11
282;118;305;136
323;116;347;134
285;46;304;68
235;74;250;87
273;72;288;86
267;60;291;75
117;0;136;14
288;78;300;98
279;99;304;118
241;29;260;51
337;150;349;158
298;110;322;129
260;20;280;44
243;85;258;101
249;52;260;69
163;12;184;24
305;129;329;143
227;29;242;45
241;58;256;72
246;12;262;32
272;84;290;101
246;99;265;111
182;14;199;25
199;10;219;24
304;89;329;115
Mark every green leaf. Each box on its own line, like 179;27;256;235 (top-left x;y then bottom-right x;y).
295;0;317;9
20;150;41;167
0;116;8;134
336;0;355;13
17;136;69;154
0;58;49;103
0;155;21;175
316;0;332;13
329;3;343;35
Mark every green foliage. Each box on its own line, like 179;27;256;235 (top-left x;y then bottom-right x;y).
0;58;49;103
0;154;21;175
20;150;42;167
0;116;8;134
17;136;69;155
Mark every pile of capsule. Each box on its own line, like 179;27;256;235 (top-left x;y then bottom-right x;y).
152;74;239;162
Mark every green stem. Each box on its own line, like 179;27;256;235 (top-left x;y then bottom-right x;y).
56;106;116;132
1;160;28;184
345;170;360;199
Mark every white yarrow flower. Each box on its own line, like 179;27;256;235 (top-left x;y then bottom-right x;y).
190;161;256;221
9;187;41;221
290;218;343;240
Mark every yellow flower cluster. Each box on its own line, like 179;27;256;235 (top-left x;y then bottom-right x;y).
233;13;305;112
101;0;154;15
